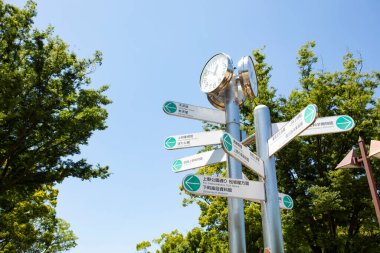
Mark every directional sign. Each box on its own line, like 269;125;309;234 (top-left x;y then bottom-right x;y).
172;149;227;173
272;115;355;137
163;101;226;124
221;132;265;178
278;193;294;209
268;104;318;156
164;130;223;150
183;174;201;192
182;174;265;202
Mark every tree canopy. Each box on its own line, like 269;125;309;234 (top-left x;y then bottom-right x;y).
0;1;111;252
139;42;380;252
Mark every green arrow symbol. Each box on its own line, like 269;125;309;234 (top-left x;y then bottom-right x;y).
163;101;177;114
222;133;233;152
172;160;183;171
183;175;201;192
283;195;294;209
336;116;354;130
304;105;317;124
165;137;177;149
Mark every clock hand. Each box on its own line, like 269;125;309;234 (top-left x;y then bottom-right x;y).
213;65;219;75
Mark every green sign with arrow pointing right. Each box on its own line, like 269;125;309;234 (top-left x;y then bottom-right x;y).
336;115;354;130
278;193;294;209
222;133;233;152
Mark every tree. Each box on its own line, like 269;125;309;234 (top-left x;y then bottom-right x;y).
0;185;77;252
276;42;380;253
136;241;152;253
0;0;110;193
142;42;380;252
0;0;111;252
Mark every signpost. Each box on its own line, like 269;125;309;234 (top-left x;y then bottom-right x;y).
182;174;265;202
164;130;223;150
221;132;265;178
278;193;294;209
172;149;226;173
162;52;359;253
272;115;355;137
268;104;318;156
163;101;226;124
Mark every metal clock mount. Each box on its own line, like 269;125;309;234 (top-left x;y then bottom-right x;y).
200;53;258;111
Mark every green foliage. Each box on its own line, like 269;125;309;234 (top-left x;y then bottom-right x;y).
142;43;380;252
276;42;380;252
0;1;111;252
0;0;111;193
137;241;151;253
0;185;77;252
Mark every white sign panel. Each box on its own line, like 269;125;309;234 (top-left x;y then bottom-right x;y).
278;193;294;209
172;149;226;173
163;101;226;124
268;104;318;156
164;130;223;150
221;132;265;178
272;115;355;137
182;174;265;203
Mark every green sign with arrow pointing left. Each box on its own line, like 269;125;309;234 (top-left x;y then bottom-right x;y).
172;160;183;171
183;174;201;192
163;101;177;114
164;137;177;149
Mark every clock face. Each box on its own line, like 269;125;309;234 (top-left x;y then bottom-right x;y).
237;56;258;99
200;53;233;94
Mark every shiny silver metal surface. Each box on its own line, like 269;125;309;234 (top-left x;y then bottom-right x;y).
200;53;233;95
237;56;258;99
225;78;246;253
254;105;284;253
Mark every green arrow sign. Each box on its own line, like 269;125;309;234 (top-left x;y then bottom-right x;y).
163;101;177;114
162;101;226;124
283;195;293;209
222;133;233;152
273;115;355;137
182;174;266;202
172;160;182;171
164;137;176;149
268;104;318;156
336;116;354;130
183;174;201;192
304;104;317;124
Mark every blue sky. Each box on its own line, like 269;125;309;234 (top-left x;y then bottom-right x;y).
6;0;380;252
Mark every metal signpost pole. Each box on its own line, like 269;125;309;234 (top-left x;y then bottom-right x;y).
358;136;380;226
254;105;284;253
225;77;246;253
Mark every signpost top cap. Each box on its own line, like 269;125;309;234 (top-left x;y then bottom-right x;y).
336;148;361;169
369;140;380;159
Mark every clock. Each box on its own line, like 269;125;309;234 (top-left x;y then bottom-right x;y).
237;56;258;99
200;53;234;94
207;83;246;111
